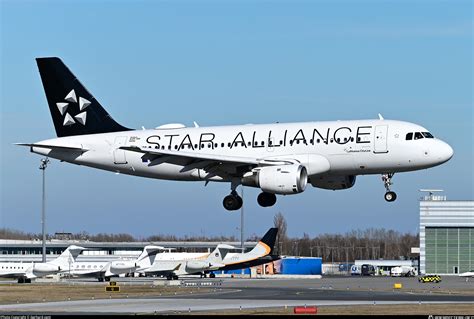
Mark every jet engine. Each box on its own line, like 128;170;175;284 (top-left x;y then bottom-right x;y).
310;175;356;190
243;164;308;195
109;261;137;273
185;261;224;272
32;263;60;273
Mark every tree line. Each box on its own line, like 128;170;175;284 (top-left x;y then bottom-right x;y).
272;212;419;262
1;212;418;262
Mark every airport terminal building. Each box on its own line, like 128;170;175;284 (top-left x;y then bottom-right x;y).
419;193;474;275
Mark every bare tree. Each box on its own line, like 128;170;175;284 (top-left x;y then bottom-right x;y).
273;212;288;255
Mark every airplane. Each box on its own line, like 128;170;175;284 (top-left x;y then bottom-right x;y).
216;227;280;273
141;243;234;280
459;270;474;282
67;245;164;282
140;228;279;280
0;245;85;283
18;57;454;211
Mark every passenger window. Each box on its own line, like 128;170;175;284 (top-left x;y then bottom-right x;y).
406;133;413;140
414;132;423;140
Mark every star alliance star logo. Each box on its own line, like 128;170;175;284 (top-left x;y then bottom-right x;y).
56;89;90;126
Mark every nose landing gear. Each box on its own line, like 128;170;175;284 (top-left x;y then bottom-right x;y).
382;173;397;202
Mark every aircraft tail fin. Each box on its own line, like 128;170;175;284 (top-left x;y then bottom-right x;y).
135;245;166;269
206;244;235;264
36;57;131;137
248;228;278;256
48;245;85;268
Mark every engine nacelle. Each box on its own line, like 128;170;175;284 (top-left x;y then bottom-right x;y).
185;261;224;272
32;263;60;273
110;261;137;272
185;260;211;272
252;165;308;195
310;175;356;190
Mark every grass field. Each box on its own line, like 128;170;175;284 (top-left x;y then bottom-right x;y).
0;282;209;305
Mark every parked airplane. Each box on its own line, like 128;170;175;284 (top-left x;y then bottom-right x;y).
216;227;280;272
142;243;234;280
68;245;164;282
18;58;454;210
459;270;474;281
0;245;85;283
141;228;279;279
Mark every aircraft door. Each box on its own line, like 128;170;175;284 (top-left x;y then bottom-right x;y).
374;125;388;154
113;136;128;164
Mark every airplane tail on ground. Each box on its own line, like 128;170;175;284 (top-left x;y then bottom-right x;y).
36;57;131;137
135;245;167;269
205;244;235;264
248;228;278;257
47;245;85;269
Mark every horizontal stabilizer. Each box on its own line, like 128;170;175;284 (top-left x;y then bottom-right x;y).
15;143;87;152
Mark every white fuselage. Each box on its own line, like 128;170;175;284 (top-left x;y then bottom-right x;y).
31;119;453;186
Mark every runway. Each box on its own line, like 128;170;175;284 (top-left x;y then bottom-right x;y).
0;276;472;314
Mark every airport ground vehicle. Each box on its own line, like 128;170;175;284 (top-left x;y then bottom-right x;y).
418;275;442;283
361;264;375;276
350;265;361;275
390;266;416;277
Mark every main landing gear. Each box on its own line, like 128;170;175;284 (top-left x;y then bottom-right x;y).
257;192;277;207
382;173;397;202
223;190;243;211
222;180;278;211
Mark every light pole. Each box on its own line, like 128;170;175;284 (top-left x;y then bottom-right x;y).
39;158;50;262
240;186;244;254
240;186;245;275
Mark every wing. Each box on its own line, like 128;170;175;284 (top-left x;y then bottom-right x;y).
120;146;302;179
0;271;28;279
142;262;182;276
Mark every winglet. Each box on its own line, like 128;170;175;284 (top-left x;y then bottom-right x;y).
193;121;200;128
378;113;384;120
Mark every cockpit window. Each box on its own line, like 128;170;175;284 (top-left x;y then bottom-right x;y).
414;132;424;140
422;132;434;138
406;133;413;140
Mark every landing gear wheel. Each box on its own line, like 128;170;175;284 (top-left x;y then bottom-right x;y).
98;277;104;282
223;193;243;211
384;191;397;202
209;273;216;279
172;275;179;280
381;173;397;202
166;274;172;280
257;192;277;207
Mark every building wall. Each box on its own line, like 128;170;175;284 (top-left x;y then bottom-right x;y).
420;197;474;275
425;227;473;274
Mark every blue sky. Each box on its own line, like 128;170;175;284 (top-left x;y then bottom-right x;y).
1;0;472;239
